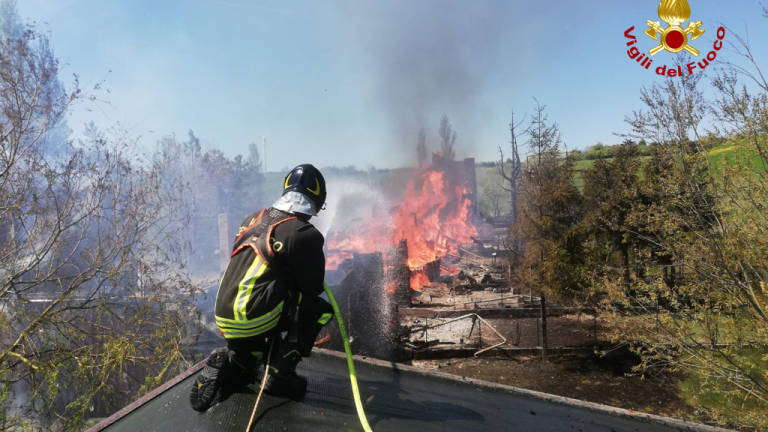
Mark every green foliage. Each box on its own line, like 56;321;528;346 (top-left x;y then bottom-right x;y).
580;143;644;294
489;51;768;431
570;141;651;162
680;376;765;429
583;55;768;429
707;139;768;175
513;102;586;301
0;6;199;430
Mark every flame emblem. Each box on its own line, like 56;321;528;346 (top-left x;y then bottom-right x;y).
644;0;705;56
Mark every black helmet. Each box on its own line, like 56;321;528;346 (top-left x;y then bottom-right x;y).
282;164;326;212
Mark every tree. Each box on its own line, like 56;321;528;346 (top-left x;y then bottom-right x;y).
478;171;507;219
600;52;768;429
246;141;262;172
0;7;197;430
581;141;642;290
231;142;265;220
497;111;523;225
416;128;427;168
438;114;456;161
155;132;269;277
513;101;585;301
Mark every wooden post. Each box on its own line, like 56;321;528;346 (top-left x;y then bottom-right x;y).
478;316;482;345
540;294;548;361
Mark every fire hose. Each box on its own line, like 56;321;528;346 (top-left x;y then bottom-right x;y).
246;339;274;432
246;284;372;432
323;282;373;432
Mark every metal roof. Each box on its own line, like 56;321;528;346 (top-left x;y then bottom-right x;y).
87;349;729;432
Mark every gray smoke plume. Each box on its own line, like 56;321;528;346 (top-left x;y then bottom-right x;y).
327;1;513;159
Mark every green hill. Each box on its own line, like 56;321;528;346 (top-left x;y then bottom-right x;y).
707;140;768;174
475;139;768;219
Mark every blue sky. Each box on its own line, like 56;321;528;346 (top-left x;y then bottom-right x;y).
15;0;768;171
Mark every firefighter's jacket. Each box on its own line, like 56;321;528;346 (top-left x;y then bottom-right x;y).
214;207;325;339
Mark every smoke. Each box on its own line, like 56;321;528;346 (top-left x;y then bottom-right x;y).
313;175;392;239
328;1;512;159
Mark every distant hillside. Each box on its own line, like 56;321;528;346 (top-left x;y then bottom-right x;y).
474;138;768;219
707;139;768;174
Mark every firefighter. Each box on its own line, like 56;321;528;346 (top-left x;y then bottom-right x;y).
190;164;333;411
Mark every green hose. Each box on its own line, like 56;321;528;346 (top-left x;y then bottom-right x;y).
322;282;373;432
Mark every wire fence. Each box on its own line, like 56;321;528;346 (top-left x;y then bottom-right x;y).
402;303;607;358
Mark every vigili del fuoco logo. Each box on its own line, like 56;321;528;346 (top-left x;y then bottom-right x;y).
624;0;725;77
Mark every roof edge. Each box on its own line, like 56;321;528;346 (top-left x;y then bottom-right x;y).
84;360;206;432
313;348;732;432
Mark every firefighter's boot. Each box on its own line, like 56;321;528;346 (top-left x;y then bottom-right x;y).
190;347;230;411
264;349;307;400
226;349;260;388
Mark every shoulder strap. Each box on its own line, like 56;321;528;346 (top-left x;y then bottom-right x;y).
231;208;297;265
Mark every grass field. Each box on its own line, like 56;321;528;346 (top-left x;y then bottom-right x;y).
707;139;767;174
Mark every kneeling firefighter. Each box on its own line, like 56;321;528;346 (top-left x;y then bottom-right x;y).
190;164;334;411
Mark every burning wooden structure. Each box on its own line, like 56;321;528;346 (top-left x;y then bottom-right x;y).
322;156;505;360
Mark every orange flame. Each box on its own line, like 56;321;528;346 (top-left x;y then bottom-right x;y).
326;221;390;269
326;167;477;292
390;170;476;273
410;270;431;291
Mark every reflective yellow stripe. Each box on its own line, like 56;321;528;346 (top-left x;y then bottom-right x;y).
233;257;267;321
317;312;333;325
233;257;261;321
239;261;268;320
219;319;280;339
216;301;284;327
219;312;280;334
219;314;281;338
307;178;321;196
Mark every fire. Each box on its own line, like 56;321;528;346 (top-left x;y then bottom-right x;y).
326;166;477;291
409;270;431;291
391;170;476;270
325;221;390;270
